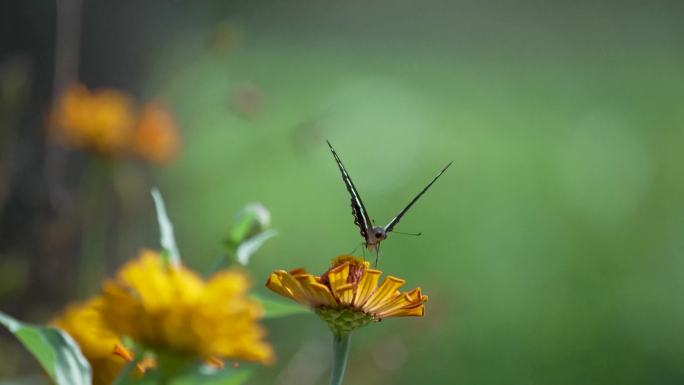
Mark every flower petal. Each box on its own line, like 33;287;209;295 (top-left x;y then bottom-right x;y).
352;268;381;307
308;282;339;307
278;272;312;305
378;303;425;318
265;271;296;301
296;274;337;307
327;262;351;299
362;276;405;311
337;283;355;305
375;288;428;318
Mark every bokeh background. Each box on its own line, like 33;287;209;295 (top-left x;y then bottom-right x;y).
2;0;684;384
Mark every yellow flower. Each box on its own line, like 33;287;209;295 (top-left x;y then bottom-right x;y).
50;83;135;155
100;249;273;365
266;255;427;336
52;297;128;385
131;101;181;165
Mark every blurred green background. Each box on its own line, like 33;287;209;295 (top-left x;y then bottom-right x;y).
2;0;684;384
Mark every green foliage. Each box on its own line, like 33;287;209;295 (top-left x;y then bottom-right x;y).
0;311;91;385
172;366;253;385
116;364;253;385
226;203;271;247
330;334;351;385
225;203;277;266
235;229;277;266
252;293;310;318
151;188;182;267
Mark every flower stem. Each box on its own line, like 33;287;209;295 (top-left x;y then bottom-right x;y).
77;158;108;297
330;333;352;385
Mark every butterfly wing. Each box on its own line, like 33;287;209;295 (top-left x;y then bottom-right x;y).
384;161;453;233
327;141;373;241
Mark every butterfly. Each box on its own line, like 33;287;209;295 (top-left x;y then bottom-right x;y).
327;140;452;264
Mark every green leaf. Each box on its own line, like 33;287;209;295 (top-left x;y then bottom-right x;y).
151;188;181;267
252;293;310;318
227;203;271;245
236;229;277;266
0;311;92;385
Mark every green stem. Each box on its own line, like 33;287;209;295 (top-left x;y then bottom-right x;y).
77;158;108;297
207;251;232;276
330;333;352;385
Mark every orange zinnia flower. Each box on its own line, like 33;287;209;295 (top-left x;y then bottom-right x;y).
266;255;427;337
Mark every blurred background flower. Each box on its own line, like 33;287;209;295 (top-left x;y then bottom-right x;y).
49;83;180;163
132;101;180;165
49;83;135;156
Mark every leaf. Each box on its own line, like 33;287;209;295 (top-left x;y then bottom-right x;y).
0;311;92;385
251;293;310;318
151;188;181;266
236;229;278;266
229;203;271;244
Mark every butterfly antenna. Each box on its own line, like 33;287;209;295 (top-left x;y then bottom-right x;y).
392;231;422;236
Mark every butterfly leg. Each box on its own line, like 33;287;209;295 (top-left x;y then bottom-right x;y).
374;244;381;268
349;242;363;256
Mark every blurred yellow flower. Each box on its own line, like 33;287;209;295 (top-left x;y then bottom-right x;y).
100;249;273;365
132;101;181;165
52;297;128;385
266;255;427;336
50;83;135;155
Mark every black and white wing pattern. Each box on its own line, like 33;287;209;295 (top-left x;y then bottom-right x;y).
384;161;453;233
327;141;373;240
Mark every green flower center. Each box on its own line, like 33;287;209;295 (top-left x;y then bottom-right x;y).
314;307;375;338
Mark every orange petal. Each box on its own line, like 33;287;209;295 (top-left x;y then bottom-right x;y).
266;271;296;300
362;276;405;311
206;356;225;369
379;303;426;318
136;357;157;373
327;262;351;299
295;274;325;305
308;282;339;307
366;291;410;314
279;271;313;305
289;268;309;276
112;343;134;362
373;291;424;315
353;268;381;307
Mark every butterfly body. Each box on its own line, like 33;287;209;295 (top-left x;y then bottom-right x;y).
327;140;451;262
366;226;387;252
